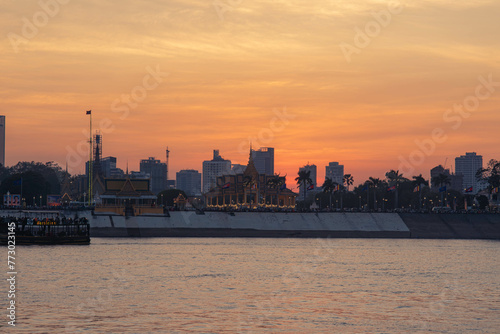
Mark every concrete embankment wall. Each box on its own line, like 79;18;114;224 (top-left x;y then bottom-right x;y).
89;211;410;238
399;213;500;239
2;210;500;239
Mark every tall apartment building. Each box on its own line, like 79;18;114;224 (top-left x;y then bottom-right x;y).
202;150;231;193
325;162;344;185
140;157;167;194
86;156;124;179
455;152;483;194
176;169;202;196
251;147;274;175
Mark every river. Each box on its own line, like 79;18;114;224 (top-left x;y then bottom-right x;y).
5;238;500;333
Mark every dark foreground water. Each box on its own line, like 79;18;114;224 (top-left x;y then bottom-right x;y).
4;238;500;333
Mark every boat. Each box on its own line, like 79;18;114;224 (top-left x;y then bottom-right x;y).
0;214;90;245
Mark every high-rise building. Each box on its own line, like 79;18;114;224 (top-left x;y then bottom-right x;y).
325;162;344;185
140;157;167;194
87;156;124;179
430;165;463;193
176;169;202;196
0;116;5;167
251;147;274;175
455;152;483;194
202;150;231;193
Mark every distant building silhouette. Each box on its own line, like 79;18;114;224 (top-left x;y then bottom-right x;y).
202;150;231;193
430;165;463;193
0;116;5;166
251;147;274;175
176;169;201;196
325;162;344;185
140;157;167;194
455;152;484;194
87;156;124;179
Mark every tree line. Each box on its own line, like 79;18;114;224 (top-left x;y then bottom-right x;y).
296;159;500;211
0;162;68;206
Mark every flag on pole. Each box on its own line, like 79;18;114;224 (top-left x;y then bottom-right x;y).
492;187;499;194
413;185;420;193
334;184;340;192
13;178;23;186
465;187;473;193
251;183;257;190
387;185;396;192
222;182;230;189
307;184;314;191
362;185;368;191
86;110;92;115
280;183;287;190
439;186;447;193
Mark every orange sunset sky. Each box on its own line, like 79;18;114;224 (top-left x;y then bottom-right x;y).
1;0;499;190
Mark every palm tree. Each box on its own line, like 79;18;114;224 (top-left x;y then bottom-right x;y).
295;170;313;203
322;178;337;209
432;173;451;206
368;177;382;210
343;174;354;191
385;170;405;209
412;174;428;210
339;174;353;210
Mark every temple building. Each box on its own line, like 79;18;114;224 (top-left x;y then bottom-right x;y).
204;149;297;209
96;177;161;216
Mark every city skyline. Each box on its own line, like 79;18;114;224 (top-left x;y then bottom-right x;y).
2;1;499;189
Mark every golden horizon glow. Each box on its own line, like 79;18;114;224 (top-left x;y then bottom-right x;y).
2;0;499;190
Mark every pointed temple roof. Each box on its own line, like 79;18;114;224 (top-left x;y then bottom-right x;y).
243;146;259;180
117;178;140;197
101;177;156;199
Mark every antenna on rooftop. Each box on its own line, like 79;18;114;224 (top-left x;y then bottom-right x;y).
166;147;170;181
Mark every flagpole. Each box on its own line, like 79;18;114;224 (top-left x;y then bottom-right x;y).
88;110;93;207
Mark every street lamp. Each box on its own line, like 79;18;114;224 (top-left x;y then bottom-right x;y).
39;195;42;207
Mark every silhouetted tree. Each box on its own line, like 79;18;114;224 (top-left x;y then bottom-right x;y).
295;170;313;203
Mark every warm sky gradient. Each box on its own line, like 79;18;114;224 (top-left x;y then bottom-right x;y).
2;0;499;190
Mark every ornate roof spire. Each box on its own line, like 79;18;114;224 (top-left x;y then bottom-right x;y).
244;144;259;179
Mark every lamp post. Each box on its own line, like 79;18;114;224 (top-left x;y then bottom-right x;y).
39;195;42;207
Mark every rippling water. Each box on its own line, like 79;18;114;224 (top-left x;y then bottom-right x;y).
5;238;500;333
